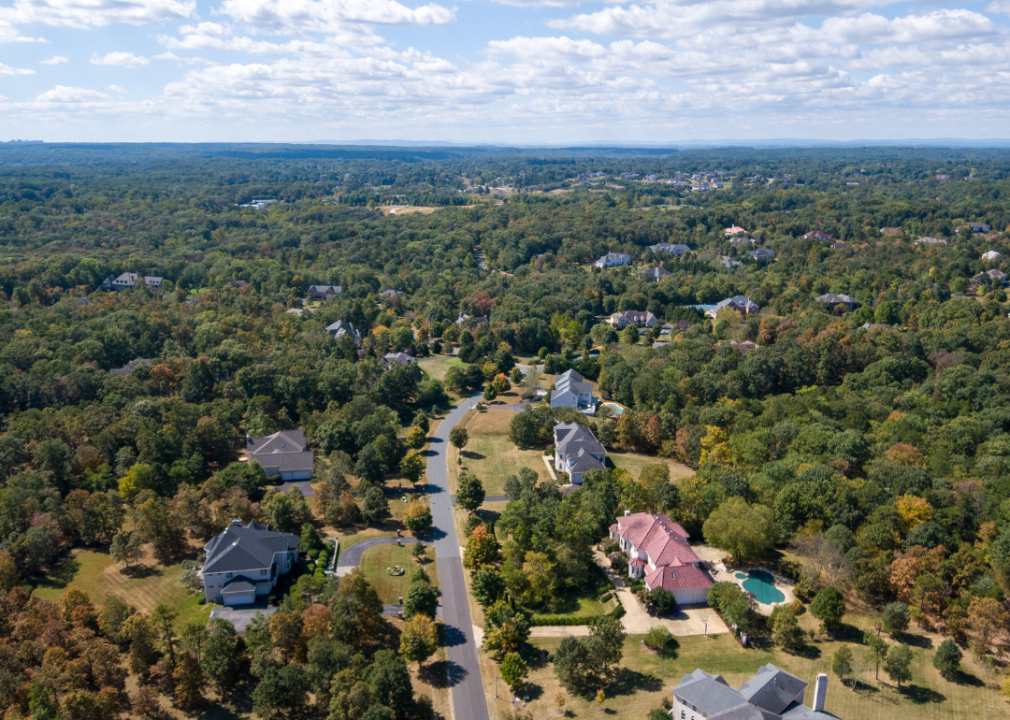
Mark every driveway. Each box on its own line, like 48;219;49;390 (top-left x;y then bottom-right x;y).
336;536;417;577
209;600;277;633
427;394;490;720
272;480;314;497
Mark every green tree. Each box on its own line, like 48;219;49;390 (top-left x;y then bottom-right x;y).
400;451;424;484
362;486;389;524
456;473;486;513
368;650;415;720
702;497;775;563
252;663;310;720
404;578;439;619
933;639;962;679
863;632;888;680
109;531;145;569
882;602;910;636
405;426;426;450
509;412;540;448
471;566;505;607
810;586;846;632
883;644;913;687
500;653;529;692
201;619;242;695
449;427;469;454
151;604;179;665
402;501;433;534
173;653;206;708
773;608;805;651
399;615;438;670
832;646;853;681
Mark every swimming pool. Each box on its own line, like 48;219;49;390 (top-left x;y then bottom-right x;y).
735;570;786;605
601;402;625;416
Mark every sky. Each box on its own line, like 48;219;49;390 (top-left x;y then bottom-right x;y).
1;0;1010;143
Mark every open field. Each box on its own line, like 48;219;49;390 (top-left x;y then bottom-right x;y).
447;408;549;495
419;356;462;382
33;547;211;628
480;614;1007;720
380;205;438;215
358;543;437;604
608;451;695;482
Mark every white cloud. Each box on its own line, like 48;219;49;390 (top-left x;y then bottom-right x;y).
40;55;69;64
821;10;996;45
985;0;1010;15
108;84;128;92
35;85;110;102
0;62;35;75
91;51;149;67
0;0;194;28
218;0;455;34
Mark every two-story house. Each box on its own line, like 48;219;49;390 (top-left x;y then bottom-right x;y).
609;512;712;604
650;243;691;256
553;422;606;484
202;519;298;606
103;272;163;292
595;252;632;269
308;285;342;301
246;429;315;481
550;369;596;412
706;295;760;318
326;320;361;345
672;665;831;720
609;310;658;329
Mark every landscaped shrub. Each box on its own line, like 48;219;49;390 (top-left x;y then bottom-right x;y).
464;515;483;537
789;599;806;615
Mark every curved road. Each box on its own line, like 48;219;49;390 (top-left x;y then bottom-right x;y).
426;395;489;720
335;536;418;576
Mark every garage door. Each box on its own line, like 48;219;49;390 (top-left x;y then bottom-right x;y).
223;590;256;606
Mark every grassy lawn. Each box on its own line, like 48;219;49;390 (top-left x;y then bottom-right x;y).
482;620;1006;720
608;451;695;482
358;543;437;604
419;356;462;382
448;408;549;495
530;586;617;622
33;548;211;629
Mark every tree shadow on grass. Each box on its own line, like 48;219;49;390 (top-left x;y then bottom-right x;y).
463;452;487;461
848;680;880;694
900;633;934;650
606;668;664;697
36;554;80;589
121;564;161;579
832;622;867;644
787;644;822;660
951;670;984;687
898;685;945;704
420;660;467;688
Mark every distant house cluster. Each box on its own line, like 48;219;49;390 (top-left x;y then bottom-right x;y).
103;272;163;292
553;421;606;484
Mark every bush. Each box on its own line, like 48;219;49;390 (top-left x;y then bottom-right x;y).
464;515;483;537
789;599;806;616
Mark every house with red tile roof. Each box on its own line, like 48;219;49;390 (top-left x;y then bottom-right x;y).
609;512;713;605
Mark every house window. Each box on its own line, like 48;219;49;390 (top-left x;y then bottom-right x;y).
261;569;267;575
227;573;233;579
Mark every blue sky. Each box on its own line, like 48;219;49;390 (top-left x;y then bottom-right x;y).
1;0;1010;142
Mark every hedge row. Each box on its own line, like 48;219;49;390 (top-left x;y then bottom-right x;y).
529;603;625;627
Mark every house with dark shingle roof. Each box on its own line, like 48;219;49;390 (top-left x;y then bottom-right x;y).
246;429;314;481
814;293;859;312
201;519;298;606
326;320;361;345
383;351;416;368
650;242;691;257
609;512;712;604
609;310;658;329
553;422;606;484
308;285;342;301
103;272;163;292
642;266;672;283
672;665;832;720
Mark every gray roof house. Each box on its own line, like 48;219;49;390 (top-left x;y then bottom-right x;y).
103;272;163;292
707;296;760;318
380;289;406;298
747;248;775;262
246;430;315;481
595;252;632;269
308;285;342;301
326;320;361;345
609;310;658;329
554;422;606;484
202;519;298;606
650;243;691;256
384;351;416;367
551;369;596;412
673;665;832;720
642;267;672;282
814;293;859;312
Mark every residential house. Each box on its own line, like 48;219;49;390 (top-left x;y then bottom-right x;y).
814;293;859;312
707;296;760;318
307;285;342;301
550;369;596;412
326;320;361;345
595;252;632;269
747;248;775;262
609;310;658;329
383;351;416;368
829;242;848;250
968;222;992;233
915;236;948;245
285;308;312;317
103;272;163;292
973;268;1007;285
729;236;756;245
642;267;672;283
455;313;488;328
730;340;759;354
861;323;895;331
110;358;152;377
380;289;406;299
672;666;831;720
246;430;315;481
983;250;1002;260
650;242;691;256
553;422;606;484
720;257;743;269
609;512;712;604
801;230;834;242
201;519;298;606
724;225;747;236
936;174;951;180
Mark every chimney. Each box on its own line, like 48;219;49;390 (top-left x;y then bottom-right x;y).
812;673;828;712
624;510;631;516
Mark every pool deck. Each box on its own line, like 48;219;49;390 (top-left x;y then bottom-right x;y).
712;563;795;615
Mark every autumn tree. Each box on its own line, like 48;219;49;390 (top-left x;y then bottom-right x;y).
399;615;439;670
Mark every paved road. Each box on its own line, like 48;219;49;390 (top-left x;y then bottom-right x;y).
427;395;489;720
335;536;418;576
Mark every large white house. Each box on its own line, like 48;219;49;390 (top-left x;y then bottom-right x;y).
202;519;298;606
553;422;606;484
550;369;596;412
595;252;632;269
672;665;830;720
609;310;658;329
609;512;712;605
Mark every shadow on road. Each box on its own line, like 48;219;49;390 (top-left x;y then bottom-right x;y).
442;624;468;647
420;660;469;688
